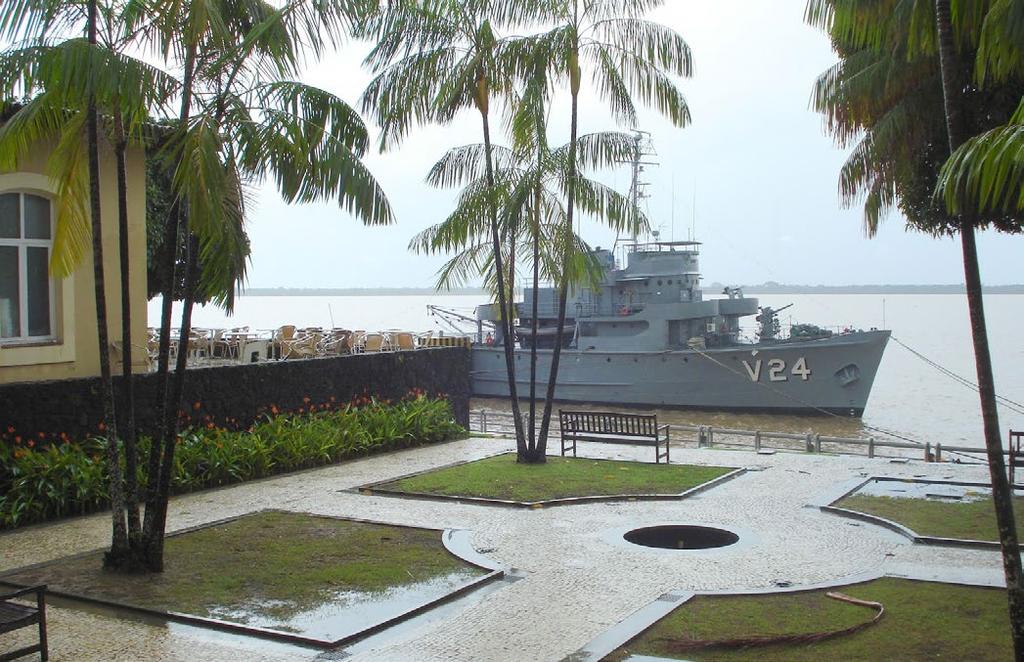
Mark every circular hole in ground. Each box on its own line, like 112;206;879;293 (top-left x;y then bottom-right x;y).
624;525;739;550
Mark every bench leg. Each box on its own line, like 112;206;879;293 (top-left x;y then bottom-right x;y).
38;593;48;661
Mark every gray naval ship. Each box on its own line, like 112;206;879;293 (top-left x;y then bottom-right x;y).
466;241;890;416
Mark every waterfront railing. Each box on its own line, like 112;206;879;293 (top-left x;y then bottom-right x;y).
468;409;992;463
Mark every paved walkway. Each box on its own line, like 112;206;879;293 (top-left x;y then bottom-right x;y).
0;438;1006;661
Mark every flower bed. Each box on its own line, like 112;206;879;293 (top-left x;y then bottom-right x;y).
0;392;463;529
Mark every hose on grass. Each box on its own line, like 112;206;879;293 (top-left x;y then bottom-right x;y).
652;591;884;652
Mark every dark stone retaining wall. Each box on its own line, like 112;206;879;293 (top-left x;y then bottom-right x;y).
0;348;470;442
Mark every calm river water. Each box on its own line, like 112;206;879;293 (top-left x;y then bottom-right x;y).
148;293;1024;451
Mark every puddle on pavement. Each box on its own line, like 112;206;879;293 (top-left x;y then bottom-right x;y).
206;569;483;640
856;479;996;503
0;512;493;646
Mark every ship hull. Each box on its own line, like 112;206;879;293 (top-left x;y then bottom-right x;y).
471;330;890;416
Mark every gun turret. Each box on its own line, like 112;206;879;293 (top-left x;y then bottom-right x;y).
756;303;793;342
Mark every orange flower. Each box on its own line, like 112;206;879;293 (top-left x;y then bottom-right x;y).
206;422;215;430
14;436;21;444
193;401;201;410
303;396;311;404
97;422;106;432
27;439;35;448
38;432;45;439
270;405;280;415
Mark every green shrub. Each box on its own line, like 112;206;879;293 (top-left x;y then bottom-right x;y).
0;394;463;529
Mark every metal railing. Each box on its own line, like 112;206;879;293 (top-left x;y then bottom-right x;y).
468;409;994;463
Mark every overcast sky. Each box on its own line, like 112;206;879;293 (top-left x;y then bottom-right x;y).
242;0;1024;289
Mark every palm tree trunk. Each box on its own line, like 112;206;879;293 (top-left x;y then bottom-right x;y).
934;0;1024;654
113;106;141;545
86;0;128;565
529;182;541;450
142;44;196;571
146;202;179;527
145;232;199;571
536;82;579;461
479;107;527;455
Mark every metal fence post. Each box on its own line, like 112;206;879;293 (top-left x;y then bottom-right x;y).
481;410;487;434
868;437;875;458
814;434;822;453
936;443;942;463
806;433;815;453
754;430;761;452
925;442;932;463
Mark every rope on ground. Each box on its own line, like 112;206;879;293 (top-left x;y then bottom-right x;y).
652;591;884;652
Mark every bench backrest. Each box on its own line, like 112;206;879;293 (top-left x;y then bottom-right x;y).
559;410;658;438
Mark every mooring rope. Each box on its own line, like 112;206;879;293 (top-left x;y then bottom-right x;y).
891;336;1024;416
689;346;987;463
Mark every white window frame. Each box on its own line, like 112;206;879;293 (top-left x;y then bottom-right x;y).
0;191;57;344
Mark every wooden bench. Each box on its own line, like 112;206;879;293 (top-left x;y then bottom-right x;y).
559;410;670;464
0;585;47;661
1009;429;1024;484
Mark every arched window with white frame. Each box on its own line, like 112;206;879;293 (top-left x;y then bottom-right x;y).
0;191;55;342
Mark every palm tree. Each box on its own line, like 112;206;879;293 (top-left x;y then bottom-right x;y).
933;0;1024;652
0;0;129;559
806;0;1021;235
0;0;181;566
525;0;691;454
360;0;535;454
412;129;645;460
807;0;1024;651
134;0;392;570
2;0;392;571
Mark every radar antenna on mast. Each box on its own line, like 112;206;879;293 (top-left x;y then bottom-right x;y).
615;130;658;250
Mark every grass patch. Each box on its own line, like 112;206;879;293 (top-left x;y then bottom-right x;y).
609;578;1010;661
375;453;734;502
2;511;483;636
837;492;1024;542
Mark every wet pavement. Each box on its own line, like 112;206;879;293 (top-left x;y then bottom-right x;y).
0;437;1006;661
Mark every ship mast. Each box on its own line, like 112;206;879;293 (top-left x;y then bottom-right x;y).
625;130;657;247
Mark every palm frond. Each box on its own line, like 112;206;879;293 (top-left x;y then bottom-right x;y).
591;17;692;78
360;46;458;150
426;143;515;188
975;0;1024;83
195;162;250;310
938;121;1024;214
589;45;638;127
48;112;91;276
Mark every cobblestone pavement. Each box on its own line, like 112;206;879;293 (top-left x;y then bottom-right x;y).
0;438;1006;661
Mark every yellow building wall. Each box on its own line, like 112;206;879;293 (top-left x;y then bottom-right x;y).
0;138;148;383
